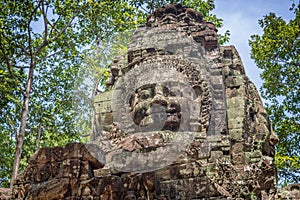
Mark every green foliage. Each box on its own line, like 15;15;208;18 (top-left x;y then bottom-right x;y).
249;3;300;185
0;0;144;187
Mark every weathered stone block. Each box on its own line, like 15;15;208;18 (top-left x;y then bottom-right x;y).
231;142;244;154
95;101;112;113
94;90;112;102
229;129;244;141
226;96;245;108
226;86;246;98
232;153;244;164
209;151;223;162
99;112;114;125
228;117;244;129
225;75;244;87
227;107;245;119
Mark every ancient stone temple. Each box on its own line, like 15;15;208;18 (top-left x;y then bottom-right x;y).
8;4;300;200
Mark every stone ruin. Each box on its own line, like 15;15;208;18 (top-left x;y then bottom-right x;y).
4;4;300;200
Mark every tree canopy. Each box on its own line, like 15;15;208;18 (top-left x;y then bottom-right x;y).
249;2;300;185
0;0;145;188
0;0;228;188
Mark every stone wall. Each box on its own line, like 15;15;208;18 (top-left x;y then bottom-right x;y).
9;143;300;199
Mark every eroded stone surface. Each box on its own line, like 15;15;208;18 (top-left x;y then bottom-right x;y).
275;184;300;199
0;188;11;200
8;4;299;200
12;143;103;199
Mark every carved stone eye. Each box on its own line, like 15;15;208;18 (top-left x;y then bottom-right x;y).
139;90;152;100
169;88;182;97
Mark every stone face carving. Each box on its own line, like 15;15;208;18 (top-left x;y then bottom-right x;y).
129;83;182;131
10;3;298;200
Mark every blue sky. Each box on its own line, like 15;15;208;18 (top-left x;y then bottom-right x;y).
213;0;295;89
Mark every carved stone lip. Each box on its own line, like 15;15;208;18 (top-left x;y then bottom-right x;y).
134;102;181;131
139;112;181;132
163;118;180;131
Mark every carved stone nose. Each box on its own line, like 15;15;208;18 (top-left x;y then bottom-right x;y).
150;94;168;106
150;103;166;114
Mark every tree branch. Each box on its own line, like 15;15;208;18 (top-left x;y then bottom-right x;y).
0;109;18;138
45;49;63;58
27;0;42;57
10;1;42;188
12;65;30;69
49;15;61;36
33;16;74;57
13;41;31;56
0;39;26;96
138;4;149;13
43;3;60;35
40;0;48;40
52;17;74;41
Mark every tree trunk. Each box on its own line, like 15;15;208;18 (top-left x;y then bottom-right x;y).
10;63;35;188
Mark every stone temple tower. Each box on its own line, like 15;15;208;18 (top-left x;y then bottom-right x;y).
92;4;279;199
11;4;286;200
